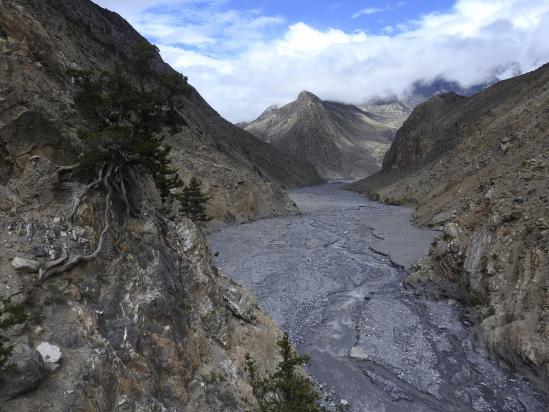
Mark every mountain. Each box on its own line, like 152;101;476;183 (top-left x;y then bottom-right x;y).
349;63;549;392
244;91;411;180
0;0;321;231
0;0;313;409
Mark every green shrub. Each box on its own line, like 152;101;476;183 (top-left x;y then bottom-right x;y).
177;177;211;222
246;333;323;412
0;302;28;382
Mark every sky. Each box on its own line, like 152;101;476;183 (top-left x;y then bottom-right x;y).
93;0;549;122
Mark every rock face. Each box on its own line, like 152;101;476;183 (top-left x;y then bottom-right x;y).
0;0;322;230
350;63;549;393
244;91;412;180
0;156;284;410
0;0;298;409
0;343;45;401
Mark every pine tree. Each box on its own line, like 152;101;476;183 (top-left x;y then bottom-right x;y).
39;41;192;281
245;333;323;412
68;41;190;205
178;177;211;222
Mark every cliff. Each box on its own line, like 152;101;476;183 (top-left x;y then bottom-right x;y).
350;63;549;392
0;0;310;409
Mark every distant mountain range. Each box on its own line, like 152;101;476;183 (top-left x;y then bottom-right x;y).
242;91;411;180
242;79;491;181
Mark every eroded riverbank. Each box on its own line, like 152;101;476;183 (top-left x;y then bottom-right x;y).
208;184;544;411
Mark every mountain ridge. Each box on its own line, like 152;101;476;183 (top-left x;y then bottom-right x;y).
349;62;549;393
244;91;408;180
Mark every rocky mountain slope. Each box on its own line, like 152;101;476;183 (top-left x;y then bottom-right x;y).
350;63;549;393
0;156;283;410
0;0;315;409
244;91;411;180
0;0;322;231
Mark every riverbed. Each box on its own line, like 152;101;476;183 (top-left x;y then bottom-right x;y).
208;184;544;411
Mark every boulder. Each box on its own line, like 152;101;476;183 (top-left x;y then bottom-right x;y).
350;346;369;361
35;342;62;372
0;343;45;401
11;257;40;273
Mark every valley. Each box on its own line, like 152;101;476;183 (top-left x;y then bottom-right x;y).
209;184;545;411
0;0;547;410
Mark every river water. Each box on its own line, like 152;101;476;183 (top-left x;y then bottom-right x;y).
208;184;545;411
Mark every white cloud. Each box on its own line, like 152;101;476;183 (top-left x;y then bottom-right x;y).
94;0;549;123
352;2;405;18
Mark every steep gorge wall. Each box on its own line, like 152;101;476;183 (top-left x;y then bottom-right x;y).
350;63;549;392
0;0;310;409
0;0;322;230
0;156;283;410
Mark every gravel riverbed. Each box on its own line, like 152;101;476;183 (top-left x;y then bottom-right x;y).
209;184;544;411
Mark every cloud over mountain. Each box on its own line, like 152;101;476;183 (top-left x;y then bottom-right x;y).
95;0;549;122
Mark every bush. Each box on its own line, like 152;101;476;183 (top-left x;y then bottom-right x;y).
177;177;211;222
0;302;27;382
246;333;323;412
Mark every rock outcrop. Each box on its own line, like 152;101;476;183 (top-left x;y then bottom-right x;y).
0;156;283;410
0;0;322;231
350;63;549;393
244;91;411;180
0;0;307;409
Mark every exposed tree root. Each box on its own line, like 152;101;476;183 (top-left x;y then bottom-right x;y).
40;161;139;281
41;191;113;281
118;170;131;234
57;163;81;174
67;166;104;227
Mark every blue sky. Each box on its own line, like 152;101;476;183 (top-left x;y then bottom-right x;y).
94;0;549;122
226;0;455;33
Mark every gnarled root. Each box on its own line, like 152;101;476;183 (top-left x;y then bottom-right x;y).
41;191;113;281
57;163;81;174
41;163;134;281
67;166;104;227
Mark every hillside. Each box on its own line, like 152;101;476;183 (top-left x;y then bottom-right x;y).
0;0;322;231
0;0;314;409
244;91;411;180
350;63;549;392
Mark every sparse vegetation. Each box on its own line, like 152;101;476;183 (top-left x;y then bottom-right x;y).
38;41;199;281
245;333;323;412
0;302;28;382
178;177;211;222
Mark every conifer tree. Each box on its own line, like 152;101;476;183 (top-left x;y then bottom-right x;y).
178;177;211;222
40;41;192;281
245;333;323;412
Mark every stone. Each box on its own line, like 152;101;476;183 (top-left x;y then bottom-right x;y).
0;343;45;401
11;257;41;273
444;222;462;239
222;286;258;324
36;342;62;372
350;346;369;361
430;210;458;226
30;245;48;257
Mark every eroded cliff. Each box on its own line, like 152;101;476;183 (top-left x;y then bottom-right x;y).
350;63;549;392
0;0;322;230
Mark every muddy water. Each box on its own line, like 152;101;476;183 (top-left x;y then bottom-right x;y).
208;184;544;411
